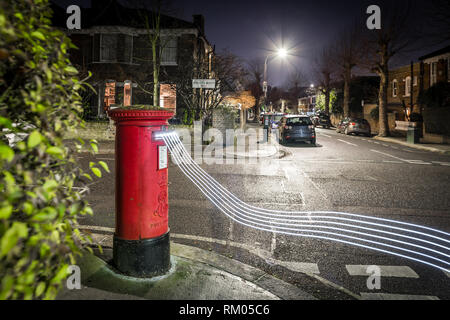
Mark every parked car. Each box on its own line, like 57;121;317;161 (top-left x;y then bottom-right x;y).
278;115;316;146
317;113;332;129
337;118;371;137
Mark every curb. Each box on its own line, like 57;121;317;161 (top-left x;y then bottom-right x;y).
79;231;316;300
373;136;450;155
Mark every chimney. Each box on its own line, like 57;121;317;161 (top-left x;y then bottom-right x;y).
193;14;205;35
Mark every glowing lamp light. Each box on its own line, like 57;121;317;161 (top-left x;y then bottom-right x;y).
277;48;288;58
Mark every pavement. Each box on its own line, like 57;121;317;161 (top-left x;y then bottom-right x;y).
56;233;315;300
373;135;450;155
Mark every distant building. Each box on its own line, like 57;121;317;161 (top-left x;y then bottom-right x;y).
387;45;449;120
50;0;214;118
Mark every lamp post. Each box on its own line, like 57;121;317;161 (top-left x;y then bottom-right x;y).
262;48;288;109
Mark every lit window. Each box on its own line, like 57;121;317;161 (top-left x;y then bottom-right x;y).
161;37;177;66
405;76;411;96
430;62;437;86
392;80;398;97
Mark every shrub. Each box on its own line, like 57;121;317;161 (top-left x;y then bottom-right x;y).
0;0;107;299
418;82;450;109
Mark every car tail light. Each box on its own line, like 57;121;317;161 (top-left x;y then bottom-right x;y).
350;123;356;126
308;125;314;130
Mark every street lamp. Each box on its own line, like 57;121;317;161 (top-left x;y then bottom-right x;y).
263;48;289;109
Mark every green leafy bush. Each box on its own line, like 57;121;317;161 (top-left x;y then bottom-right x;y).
0;0;108;299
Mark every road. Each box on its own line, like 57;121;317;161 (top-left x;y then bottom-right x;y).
78;126;450;300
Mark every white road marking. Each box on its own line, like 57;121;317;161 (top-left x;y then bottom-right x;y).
78;225;114;232
346;265;419;278
433;161;450;166
319;133;332;138
337;139;358;147
370;150;406;162
382;160;403;164
360;293;439;300
404;160;432;165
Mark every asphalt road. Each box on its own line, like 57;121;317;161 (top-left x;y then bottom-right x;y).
78;126;450;300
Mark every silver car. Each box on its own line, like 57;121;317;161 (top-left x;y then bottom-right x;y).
342;118;371;137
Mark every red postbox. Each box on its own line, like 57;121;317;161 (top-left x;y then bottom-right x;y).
109;108;174;277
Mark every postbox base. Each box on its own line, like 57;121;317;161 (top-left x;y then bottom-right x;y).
113;231;171;278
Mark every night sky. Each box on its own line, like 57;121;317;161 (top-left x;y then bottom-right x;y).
53;0;447;87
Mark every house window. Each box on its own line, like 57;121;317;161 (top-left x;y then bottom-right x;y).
413;76;418;86
392;80;398;97
161;37;177;66
100;34;117;62
100;34;133;63
430;62;437;86
405;76;411;97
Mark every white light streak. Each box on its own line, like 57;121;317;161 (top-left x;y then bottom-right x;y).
160;132;450;272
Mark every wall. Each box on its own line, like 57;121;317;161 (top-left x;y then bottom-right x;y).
212;108;236;146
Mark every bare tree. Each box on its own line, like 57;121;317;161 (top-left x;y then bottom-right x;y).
313;46;336;115
362;2;416;137
334;22;364;118
245;58;264;116
166;50;247;122
285;69;306;112
125;0;178;107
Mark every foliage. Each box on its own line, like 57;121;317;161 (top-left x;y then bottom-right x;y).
418;82;450;109
316;90;337;113
0;0;108;299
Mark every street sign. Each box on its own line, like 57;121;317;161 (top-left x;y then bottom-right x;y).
192;79;216;89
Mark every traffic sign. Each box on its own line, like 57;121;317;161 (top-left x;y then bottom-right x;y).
192;79;216;89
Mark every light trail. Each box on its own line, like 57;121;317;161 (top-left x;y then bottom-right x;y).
162;132;450;272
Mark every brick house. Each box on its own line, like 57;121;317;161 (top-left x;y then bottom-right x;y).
50;0;214;118
387;45;449;120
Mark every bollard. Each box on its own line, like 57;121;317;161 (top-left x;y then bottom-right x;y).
109;108;174;277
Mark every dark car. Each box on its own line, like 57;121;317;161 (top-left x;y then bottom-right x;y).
317;113;332;129
278;115;316;146
336;118;371;137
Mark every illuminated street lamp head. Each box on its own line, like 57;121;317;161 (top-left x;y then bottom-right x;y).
278;48;288;58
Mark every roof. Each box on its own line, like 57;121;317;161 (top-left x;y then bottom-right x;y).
419;45;450;61
50;0;198;31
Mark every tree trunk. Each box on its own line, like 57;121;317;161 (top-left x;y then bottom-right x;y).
343;67;351;117
324;90;330;115
378;67;389;137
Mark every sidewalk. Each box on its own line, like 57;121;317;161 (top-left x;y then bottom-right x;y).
373;136;450;155
56;233;316;300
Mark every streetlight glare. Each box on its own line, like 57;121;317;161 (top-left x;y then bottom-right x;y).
278;48;288;58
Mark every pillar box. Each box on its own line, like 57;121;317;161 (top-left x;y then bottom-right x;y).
108;108;174;277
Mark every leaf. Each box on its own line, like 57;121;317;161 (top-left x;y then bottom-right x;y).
82;173;93;181
31;31;45;41
0;116;13;130
0;204;13;219
0;145;14;162
42;179;58;192
50;264;69;284
98;161;110;173
64;66;78;74
46;146;64;156
35;282;46;298
0;222;28;258
91;167;101;178
27;130;42;149
90;142;98;153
